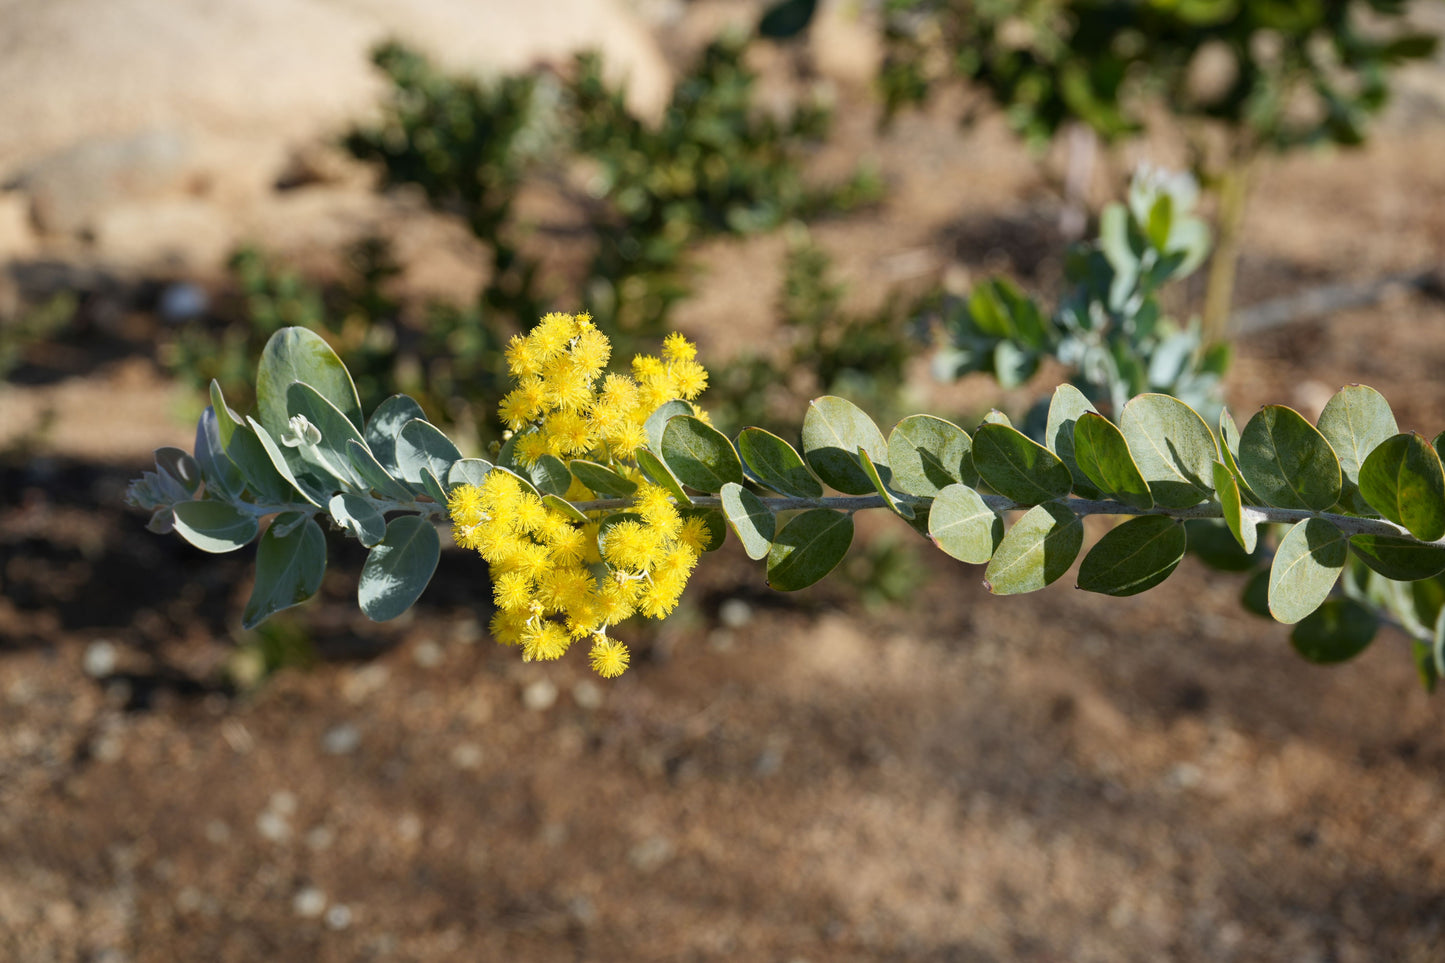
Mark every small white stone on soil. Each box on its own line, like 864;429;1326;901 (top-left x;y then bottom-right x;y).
397;813;423;842
571;679;603;710
256;810;291;844
269;791;298;816
627;835;673;872
342;664;389;704
292;886;327;919
305;826;335;851
523;678;558;711
321;723;361;756
412;639;444;668
325;904;353;930
717;598;753;629
450;742;483;770
83;640;117;678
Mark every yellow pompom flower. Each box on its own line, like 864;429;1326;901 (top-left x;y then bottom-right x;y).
589;637;630;678
448;312;716;677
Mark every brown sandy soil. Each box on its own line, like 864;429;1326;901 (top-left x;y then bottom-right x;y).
4;19;1445;963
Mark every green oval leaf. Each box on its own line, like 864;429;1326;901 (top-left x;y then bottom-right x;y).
346;439;418;502
720;482;775;560
1349;534;1445;582
242;514;326;629
1290;598;1379;664
737;428;823;497
972;423;1073;504
1077;515;1187;597
171;500;260;554
194;408;245;501
858;447;914;520
1119;393;1216;509
256;327;362;442
396;419;463;489
1044;383;1101;498
447;458;494;490
1238;405;1341;511
662;415;744;493
1317;385;1398;515
927;484;1002;564
645;400;695;454
1268;518;1348;624
1213;461;1256;554
983;501;1082;595
886;415;975;498
767;509;854;591
358;515;440;622
542;493;589;524
329;493;386;547
568;459;638;497
801;396;888;495
365;395;428;472
1358;432;1445;541
1218;406;1261;504
226;422;296;505
1073;412;1153;509
635;449;692;505
528;454;572;497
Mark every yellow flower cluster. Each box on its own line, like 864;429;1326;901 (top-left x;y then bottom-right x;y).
448;313;713;678
498;312;708;466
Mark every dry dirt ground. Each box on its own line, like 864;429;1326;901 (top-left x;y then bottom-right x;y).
4;14;1445;963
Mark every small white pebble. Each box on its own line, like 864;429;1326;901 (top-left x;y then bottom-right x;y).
269;791;298;816
305;826;335;851
718;598;753;629
83;641;117;678
450;743;484;770
325;904;353;930
256;810;291;844
412;640;444;668
321;724;361;756
628;835;673;872
396;813;423;843
292;886;327;919
571;680;603;710
523;679;558;711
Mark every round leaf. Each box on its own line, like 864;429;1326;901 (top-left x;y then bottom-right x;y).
767;509;854;592
720;482;775;560
1073;412;1153;509
1290;598;1379;664
329;493;386;547
1077;515;1186;597
172;499;259;554
972;423;1073;504
1119;393;1216;508
1349;534;1445;581
801;396;888;495
256;327;362;442
1317;385;1398;515
1268;518;1348;624
983;501;1082;595
569;459;638;497
737;428;823;497
364;394;428;472
1358;432;1445;541
1044;383;1101;498
927;484;1002;564
886;415;975;498
242;514;326;629
1238;405;1341;511
662;416;744;493
358;516;440;622
396;419;462;489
